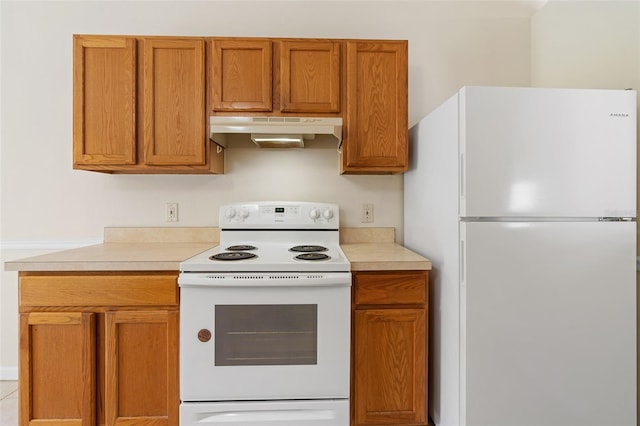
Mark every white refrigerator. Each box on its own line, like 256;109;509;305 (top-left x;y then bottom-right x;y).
404;86;637;426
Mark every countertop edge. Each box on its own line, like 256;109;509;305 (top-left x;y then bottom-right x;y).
4;261;181;272
349;261;432;271
4;242;432;272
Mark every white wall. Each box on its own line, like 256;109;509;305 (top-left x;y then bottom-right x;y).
0;1;534;378
531;0;639;90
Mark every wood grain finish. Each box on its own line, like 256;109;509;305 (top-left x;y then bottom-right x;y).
354;309;426;425
105;311;179;426
211;37;342;115
19;273;178;307
352;270;428;426
211;38;273;112
73;35;409;175
280;40;341;113
73;36;136;166
18;272;180;426
143;38;206;165
73;35;223;174
342;40;408;174
20;312;96;426
354;271;427;306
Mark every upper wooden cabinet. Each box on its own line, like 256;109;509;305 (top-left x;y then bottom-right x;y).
143;38;207;166
73;35;223;174
341;40;408;174
211;39;273;112
210;38;341;115
73;35;408;175
73;36;137;166
279;40;341;113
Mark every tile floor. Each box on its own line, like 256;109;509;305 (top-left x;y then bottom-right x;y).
0;381;18;426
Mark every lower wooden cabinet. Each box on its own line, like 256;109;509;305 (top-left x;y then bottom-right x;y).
19;312;96;426
18;272;179;426
17;268;428;426
103;310;179;425
352;270;428;426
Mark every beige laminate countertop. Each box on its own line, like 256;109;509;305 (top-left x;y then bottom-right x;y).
4;243;214;272
4;227;432;272
341;243;431;271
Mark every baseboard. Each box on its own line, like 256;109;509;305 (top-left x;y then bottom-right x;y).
0;367;18;381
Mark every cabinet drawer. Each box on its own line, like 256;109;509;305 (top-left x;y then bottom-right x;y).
354;271;427;306
19;273;178;308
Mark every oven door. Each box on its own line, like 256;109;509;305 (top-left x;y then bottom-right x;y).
179;273;351;401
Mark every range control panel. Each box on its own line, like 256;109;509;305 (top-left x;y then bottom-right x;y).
219;202;339;229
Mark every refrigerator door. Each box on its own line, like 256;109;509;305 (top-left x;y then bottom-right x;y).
460;87;636;218
460;220;636;426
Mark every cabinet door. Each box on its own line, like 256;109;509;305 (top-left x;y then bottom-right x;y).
211;39;272;112
104;310;179;426
279;40;340;113
73;36;136;166
342;41;408;174
143;38;206;165
353;309;426;425
19;312;96;426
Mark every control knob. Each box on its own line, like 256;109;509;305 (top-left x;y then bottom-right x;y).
309;208;320;219
322;209;334;220
225;208;236;219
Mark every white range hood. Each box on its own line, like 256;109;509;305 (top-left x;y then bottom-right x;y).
210;116;342;148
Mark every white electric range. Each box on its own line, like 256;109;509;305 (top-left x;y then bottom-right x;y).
179;201;351;426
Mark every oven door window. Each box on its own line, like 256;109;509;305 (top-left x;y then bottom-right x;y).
215;304;317;366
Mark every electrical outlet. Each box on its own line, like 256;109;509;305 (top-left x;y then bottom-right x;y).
361;204;374;223
166;202;179;222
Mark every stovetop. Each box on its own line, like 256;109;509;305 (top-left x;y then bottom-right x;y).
180;241;350;272
179;202;350;273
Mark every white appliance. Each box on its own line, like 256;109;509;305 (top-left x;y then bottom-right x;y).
404;86;637;426
179;202;351;426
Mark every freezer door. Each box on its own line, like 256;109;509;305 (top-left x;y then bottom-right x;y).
460;87;636;218
460;220;636;426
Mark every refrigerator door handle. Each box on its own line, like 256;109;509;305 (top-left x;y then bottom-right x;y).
459;153;465;199
460;239;465;285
